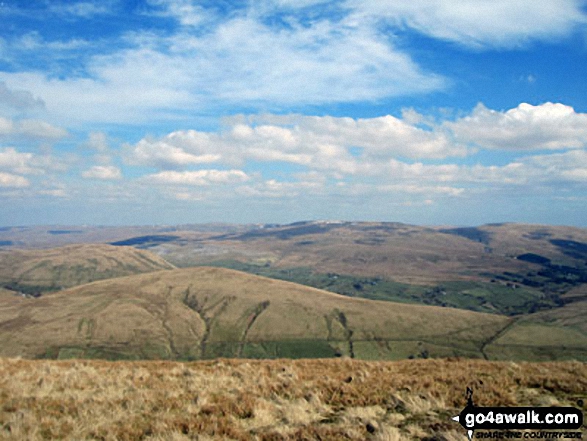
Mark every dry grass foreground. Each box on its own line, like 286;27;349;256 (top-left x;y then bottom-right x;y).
0;358;585;440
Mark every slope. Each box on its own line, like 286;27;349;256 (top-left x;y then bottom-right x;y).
0;267;513;361
0;244;175;294
139;221;587;316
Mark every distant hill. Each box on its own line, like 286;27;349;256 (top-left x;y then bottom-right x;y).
125;221;587;317
140;221;587;284
0;222;585;362
0;244;175;294
0;266;518;361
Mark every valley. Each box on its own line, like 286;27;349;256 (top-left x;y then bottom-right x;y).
0;221;586;362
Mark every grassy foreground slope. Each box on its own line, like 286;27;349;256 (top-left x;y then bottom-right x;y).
0;358;584;440
0;267;512;361
0;244;175;293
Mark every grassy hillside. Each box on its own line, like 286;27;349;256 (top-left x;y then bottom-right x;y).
197;261;559;316
134;222;587;318
0;244;175;294
484;298;587;361
0;267;517;361
0;358;584;440
149;222;587;283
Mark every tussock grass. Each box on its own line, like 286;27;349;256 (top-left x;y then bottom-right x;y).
0;358;584;440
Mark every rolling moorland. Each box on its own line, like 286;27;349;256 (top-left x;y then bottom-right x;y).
0;222;585;440
0;221;586;362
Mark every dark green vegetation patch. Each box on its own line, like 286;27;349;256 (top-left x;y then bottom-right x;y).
47;230;83;235
516;253;551;265
550;239;587;259
439;227;492;244
110;235;181;247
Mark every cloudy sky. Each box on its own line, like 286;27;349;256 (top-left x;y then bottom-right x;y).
1;0;587;226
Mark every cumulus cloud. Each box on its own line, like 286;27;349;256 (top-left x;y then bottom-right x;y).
38;188;68;198
0;171;29;188
0;117;68;140
15;119;68;140
0;82;44;111
81;165;122;180
84;132;109;152
0;147;66;176
144;169;250;186
125;103;587;198
128;134;222;169
446;102;587;150
127;113;467;176
80;132;116;165
0;147;36;174
1;2;585;129
519;150;587;183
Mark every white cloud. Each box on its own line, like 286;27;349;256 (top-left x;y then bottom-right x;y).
147;0;215;27
80;132;115;165
127;113;466;175
123;103;587;205
84;132;109;152
10;32;90;53
520;149;587;183
0;117;68;140
81;165;122;180
0;147;67;176
446;102;587;150
378;184;465;197
0;147;36;174
128;134;222;169
0;171;29;188
0;2;585;131
0;81;44;111
0;13;444;125
0;117;12;134
15;119;69;140
49;2;111;18
345;0;587;48
236;179;323;198
38;188;68;198
144;169;250;186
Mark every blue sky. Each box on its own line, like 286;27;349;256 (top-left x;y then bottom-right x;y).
1;0;587;227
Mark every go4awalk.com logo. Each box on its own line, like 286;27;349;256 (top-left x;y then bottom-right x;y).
452;388;584;440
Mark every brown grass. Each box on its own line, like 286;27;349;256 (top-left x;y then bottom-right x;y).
0;267;509;360
0;358;585;440
158;223;587;285
0;244;174;290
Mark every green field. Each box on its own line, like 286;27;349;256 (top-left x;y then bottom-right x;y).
201;260;559;316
